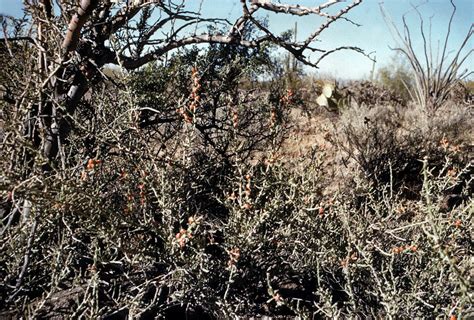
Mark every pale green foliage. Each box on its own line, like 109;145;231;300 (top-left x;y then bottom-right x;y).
377;53;414;102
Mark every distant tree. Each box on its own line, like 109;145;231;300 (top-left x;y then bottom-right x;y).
376;53;414;102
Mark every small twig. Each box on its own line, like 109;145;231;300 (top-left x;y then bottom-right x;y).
8;218;38;302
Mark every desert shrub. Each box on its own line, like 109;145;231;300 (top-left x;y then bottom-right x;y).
2;138;472;319
2;49;471;318
331;159;472;318
331;102;472;200
129;44;293;164
311;80;406;116
465;80;474;94
0;44;299;318
447;81;474;106
376;53;414;102
1;40;472;320
1;73;472;319
340;80;407;108
203;154;471;319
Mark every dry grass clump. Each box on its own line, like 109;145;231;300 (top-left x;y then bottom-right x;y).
331;100;472;200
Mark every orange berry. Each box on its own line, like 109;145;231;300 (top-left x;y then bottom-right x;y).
318;207;324;216
242;203;253;210
273;293;282;302
86;159;101;170
440;137;449;148
392;246;403;254
340;258;348;268
87;159;95;170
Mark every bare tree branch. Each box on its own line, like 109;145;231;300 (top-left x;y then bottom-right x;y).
62;0;100;53
2;0;368;164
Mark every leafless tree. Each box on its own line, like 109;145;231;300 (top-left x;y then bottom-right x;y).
1;0;367;163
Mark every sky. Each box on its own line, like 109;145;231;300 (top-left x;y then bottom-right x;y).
0;0;472;79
